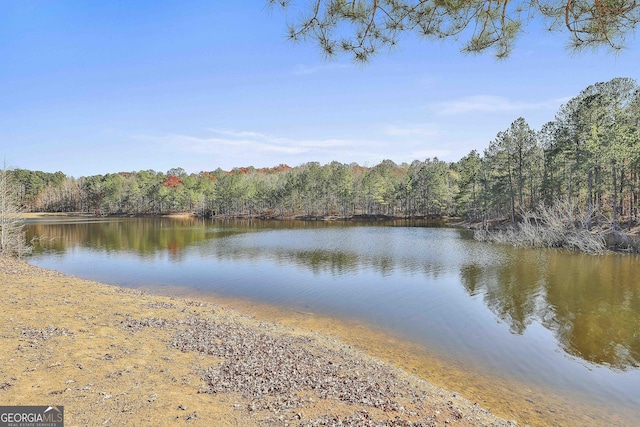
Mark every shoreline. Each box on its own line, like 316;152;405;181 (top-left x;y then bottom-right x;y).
2;257;636;426
20;211;451;222
1;257;515;426
22;211;640;255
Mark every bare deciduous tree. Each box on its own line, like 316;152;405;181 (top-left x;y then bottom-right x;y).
0;164;31;258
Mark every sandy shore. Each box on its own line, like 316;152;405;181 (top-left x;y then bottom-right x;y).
0;257;519;426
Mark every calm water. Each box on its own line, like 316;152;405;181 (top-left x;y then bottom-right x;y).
26;217;640;423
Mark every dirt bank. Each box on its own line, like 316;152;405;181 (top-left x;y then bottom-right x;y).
0;257;517;426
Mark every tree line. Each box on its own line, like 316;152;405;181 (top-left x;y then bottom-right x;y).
8;77;640;230
9;161;456;219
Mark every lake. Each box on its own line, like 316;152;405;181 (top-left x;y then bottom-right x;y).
25;216;640;425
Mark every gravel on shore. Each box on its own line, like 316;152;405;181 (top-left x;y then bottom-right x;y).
0;257;518;426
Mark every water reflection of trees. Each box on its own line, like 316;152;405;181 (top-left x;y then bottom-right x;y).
543;254;640;369
201;242;444;278
460;249;640;369
460;252;543;334
27;218;221;260
27;218;447;277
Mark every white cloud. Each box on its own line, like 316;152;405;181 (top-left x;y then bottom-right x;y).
132;129;368;163
207;128;291;145
430;95;569;115
384;124;440;139
255;144;307;154
130;125;472;170
131;133;250;153
292;63;350;75
415;75;439;88
205;129;361;153
299;138;361;148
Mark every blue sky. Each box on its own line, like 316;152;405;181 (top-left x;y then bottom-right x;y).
1;1;638;177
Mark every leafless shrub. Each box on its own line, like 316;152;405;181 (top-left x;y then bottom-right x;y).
475;200;609;255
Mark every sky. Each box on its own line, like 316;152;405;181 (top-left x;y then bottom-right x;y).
1;1;639;178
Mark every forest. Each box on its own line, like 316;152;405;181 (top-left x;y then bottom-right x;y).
9;78;640;231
